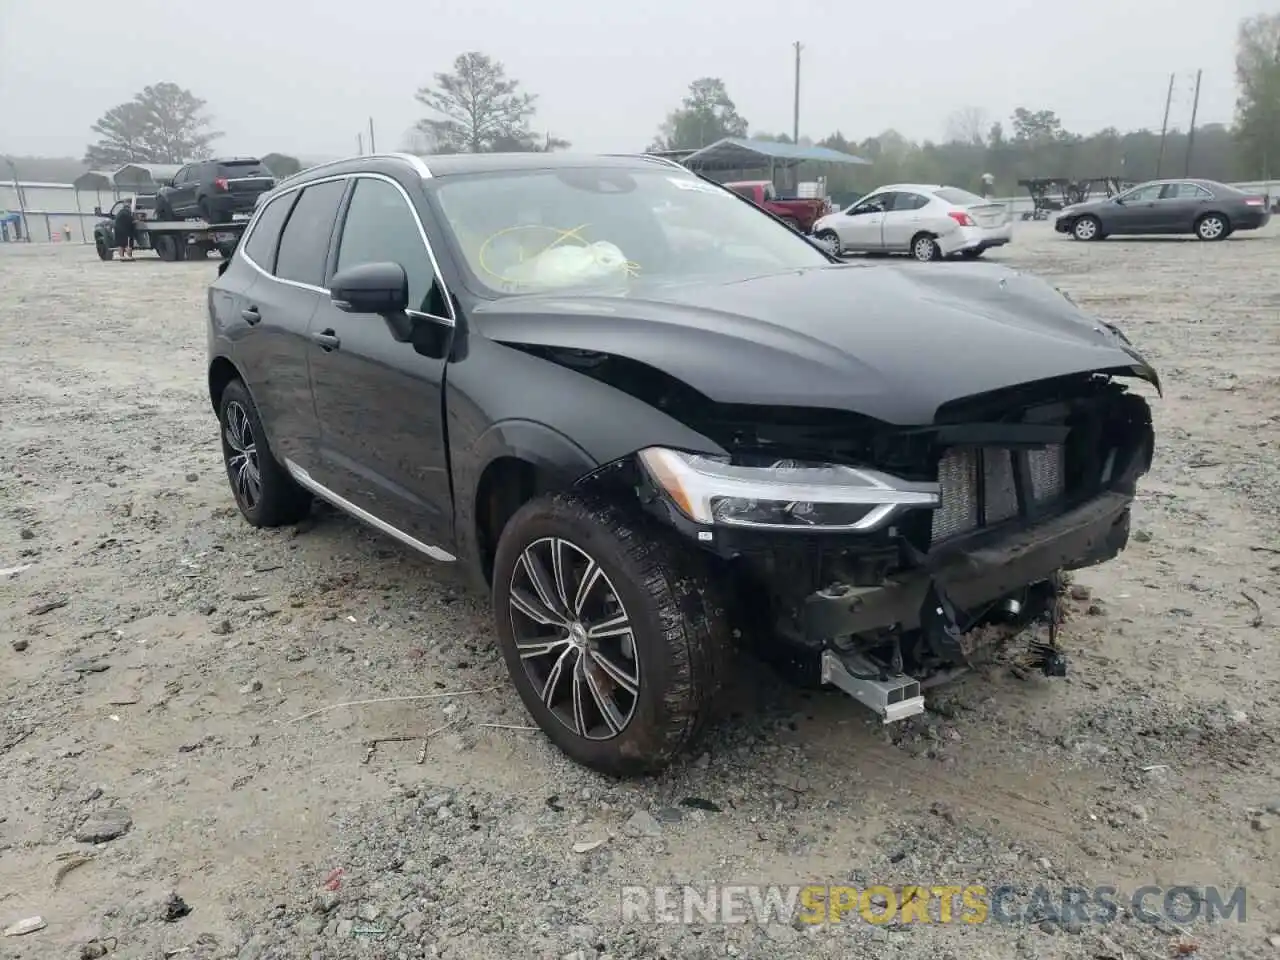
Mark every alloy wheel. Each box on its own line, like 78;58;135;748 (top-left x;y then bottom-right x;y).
1198;216;1224;240
223;401;262;510
1073;218;1098;241
507;536;639;740
913;237;938;261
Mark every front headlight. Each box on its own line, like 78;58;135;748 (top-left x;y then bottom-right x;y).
637;447;939;531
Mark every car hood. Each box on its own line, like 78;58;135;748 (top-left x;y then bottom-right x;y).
470;263;1160;425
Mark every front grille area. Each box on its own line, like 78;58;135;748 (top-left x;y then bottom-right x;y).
930;445;1066;545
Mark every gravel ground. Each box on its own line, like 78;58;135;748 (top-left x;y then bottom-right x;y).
2;224;1279;960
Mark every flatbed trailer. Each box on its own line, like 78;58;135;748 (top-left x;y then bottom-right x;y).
92;204;250;262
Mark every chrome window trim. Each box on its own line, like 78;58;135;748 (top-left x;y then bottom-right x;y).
237;169;455;325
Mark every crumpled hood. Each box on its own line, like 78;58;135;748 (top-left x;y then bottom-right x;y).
470;262;1160;425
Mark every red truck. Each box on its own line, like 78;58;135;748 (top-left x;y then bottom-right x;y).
723;180;832;233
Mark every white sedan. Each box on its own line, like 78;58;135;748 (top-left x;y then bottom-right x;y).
813;184;1013;262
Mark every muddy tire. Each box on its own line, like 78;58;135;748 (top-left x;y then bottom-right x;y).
217;379;311;527
95;236;113;261
492;494;730;776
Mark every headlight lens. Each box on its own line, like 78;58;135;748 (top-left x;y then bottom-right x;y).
637;447;939;531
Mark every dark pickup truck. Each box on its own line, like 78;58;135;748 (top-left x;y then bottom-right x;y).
723;180;832;232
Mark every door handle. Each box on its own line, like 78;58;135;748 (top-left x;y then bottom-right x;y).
311;329;341;351
241;307;261;325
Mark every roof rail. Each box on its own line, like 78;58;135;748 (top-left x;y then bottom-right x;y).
279;152;433;183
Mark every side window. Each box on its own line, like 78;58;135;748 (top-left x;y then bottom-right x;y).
1123;183;1163;202
335;178;442;315
877;192;903;212
897;193;930;211
174;167;190;185
242;193;296;271
1163;182;1211;200
274;180;347;288
853;193;886;214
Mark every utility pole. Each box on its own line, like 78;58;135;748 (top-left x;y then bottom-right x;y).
368;117;377;153
1155;72;1175;178
792;42;803;146
357;133;364;156
1184;69;1202;177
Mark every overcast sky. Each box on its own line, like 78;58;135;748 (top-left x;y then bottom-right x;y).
0;0;1272;162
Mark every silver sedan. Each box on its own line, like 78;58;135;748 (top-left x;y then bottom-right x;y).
813;184;1013;262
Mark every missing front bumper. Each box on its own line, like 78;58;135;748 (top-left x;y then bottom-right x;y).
804;492;1132;643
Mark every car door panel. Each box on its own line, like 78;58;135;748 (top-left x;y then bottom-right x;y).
1108;184;1164;233
880;192;924;251
307;174;455;549
228;188;322;468
839;195;887;251
1155;183;1208;232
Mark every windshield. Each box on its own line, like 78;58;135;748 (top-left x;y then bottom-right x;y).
431;167;831;296
934;187;987;206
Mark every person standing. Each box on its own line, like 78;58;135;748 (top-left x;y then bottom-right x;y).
114;199;136;260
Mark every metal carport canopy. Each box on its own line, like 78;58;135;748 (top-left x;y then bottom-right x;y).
681;137;870;171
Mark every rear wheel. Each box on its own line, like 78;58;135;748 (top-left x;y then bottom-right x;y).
217;379;312;527
198;199;221;226
154;234;186;261
492;494;730;776
1195;213;1229;241
1072;216;1101;241
911;233;941;262
154;197;175;222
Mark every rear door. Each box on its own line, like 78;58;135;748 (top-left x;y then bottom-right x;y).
307;173;456;550
880;191;929;251
234;180;346;469
1154;181;1211;231
169;165;198;216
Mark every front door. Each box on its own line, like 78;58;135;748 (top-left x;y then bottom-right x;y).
307;174;456;551
167;166;198;217
838;194;888;252
1111;182;1165;234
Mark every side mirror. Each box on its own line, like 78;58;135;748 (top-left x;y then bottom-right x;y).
331;262;408;315
93;207;104;217
1114;197;1125;205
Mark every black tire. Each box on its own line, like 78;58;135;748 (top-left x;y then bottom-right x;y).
1195;212;1229;241
779;217;800;232
492;493;730;777
188;244;211;260
95;236;113;261
815;229;841;256
198;199;221;226
1071;216;1102;241
154;197;175;222
911;232;941;262
217;379;312;527
154;234;186;262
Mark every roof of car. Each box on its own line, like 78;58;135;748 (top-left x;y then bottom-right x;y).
870;183;949;192
283;152;685;188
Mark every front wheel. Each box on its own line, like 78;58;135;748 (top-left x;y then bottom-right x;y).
815;229;842;256
1072;216;1101;241
492;494;730;776
95;236;113;261
217;379;312;527
1195;213;1229;241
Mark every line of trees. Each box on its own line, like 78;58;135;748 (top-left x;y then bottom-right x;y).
75;13;1279;192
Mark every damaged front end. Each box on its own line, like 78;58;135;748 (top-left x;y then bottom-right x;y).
630;371;1155;723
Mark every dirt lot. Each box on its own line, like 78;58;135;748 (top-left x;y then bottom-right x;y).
2;223;1279;960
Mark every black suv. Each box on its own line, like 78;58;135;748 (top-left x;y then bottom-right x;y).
156;157;276;224
207;152;1158;775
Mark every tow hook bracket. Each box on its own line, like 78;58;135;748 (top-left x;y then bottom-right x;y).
920;580;967;664
820;650;925;723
